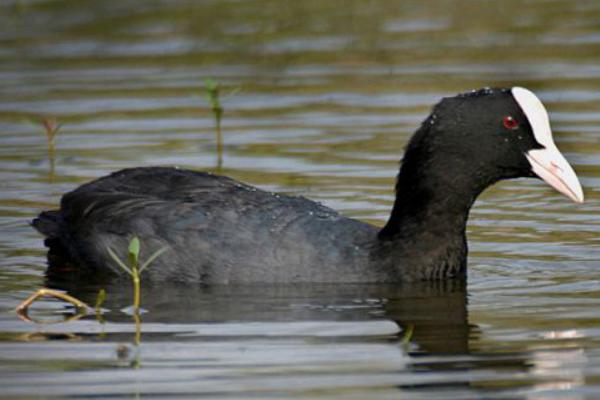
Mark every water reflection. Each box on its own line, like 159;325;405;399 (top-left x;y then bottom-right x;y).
6;280;559;398
46;279;472;353
1;0;600;398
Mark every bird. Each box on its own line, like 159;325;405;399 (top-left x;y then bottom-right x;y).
33;87;584;284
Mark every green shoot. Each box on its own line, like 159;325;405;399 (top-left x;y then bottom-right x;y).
107;236;167;311
107;236;164;350
94;288;106;325
203;79;239;169
401;324;415;345
94;288;107;338
204;78;224;169
204;78;223;116
38;117;61;176
94;288;106;310
41;117;61;145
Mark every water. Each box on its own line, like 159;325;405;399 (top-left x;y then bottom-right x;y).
0;0;599;398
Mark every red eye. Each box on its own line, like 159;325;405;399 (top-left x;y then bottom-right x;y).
503;116;519;130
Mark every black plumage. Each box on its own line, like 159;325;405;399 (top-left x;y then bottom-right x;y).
33;88;570;283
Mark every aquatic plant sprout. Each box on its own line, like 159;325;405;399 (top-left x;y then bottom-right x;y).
107;236;168;349
203;78;240;169
28;116;61;176
204;78;224;168
40;117;61;148
107;236;168;310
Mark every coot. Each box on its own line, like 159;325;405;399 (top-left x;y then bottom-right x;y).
33;87;584;283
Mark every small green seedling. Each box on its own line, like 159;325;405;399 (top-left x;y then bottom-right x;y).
36;116;61;175
41;117;61;147
204;78;224;168
95;288;106;325
203;78;240;169
107;237;167;311
95;288;106;310
204;78;223;121
401;324;415;345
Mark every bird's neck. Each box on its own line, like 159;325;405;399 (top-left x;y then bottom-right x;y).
381;177;477;237
377;155;489;279
384;151;489;229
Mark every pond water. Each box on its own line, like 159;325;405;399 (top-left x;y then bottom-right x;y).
0;0;599;398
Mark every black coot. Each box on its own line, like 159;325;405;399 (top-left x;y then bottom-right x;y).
33;87;584;283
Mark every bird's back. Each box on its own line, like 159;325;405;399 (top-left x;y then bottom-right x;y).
34;167;380;283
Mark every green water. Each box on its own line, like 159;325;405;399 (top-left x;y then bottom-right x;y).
0;0;599;398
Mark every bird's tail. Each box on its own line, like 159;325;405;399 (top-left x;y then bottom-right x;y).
31;210;62;238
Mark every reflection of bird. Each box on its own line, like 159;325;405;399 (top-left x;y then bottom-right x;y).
33;87;583;283
54;281;473;355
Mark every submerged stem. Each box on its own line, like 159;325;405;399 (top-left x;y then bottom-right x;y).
133;308;142;347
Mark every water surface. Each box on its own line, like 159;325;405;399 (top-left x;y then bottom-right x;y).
0;0;599;398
